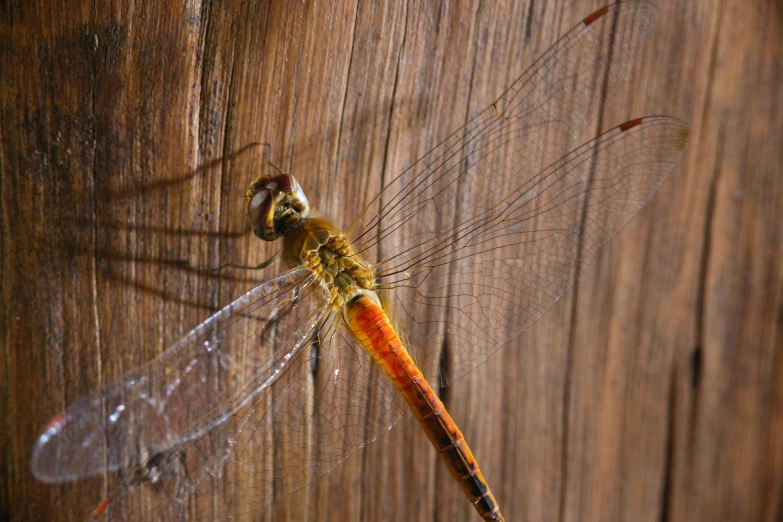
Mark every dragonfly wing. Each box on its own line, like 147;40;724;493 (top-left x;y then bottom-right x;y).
215;315;407;518
347;1;657;245
345;2;674;387
378;117;688;387
31;267;327;483
88;309;408;521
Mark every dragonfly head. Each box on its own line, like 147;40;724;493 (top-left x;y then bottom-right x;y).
247;174;310;241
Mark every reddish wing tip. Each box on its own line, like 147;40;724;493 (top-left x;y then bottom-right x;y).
583;6;609;26
619;118;644;132
92;498;111;519
43;412;66;433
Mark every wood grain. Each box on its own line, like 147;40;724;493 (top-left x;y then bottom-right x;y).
2;1;781;521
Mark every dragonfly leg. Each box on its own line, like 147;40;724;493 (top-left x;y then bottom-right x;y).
210;250;281;272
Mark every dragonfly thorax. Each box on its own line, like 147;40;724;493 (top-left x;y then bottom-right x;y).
246;175;375;308
282;217;375;309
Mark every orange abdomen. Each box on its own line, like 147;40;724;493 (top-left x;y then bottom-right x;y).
344;293;504;522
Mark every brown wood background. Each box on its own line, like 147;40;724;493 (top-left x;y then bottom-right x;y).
2;1;781;521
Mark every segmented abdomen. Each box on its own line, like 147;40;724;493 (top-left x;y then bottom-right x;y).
344;293;504;522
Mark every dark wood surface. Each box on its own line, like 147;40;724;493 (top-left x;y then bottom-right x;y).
2;1;781;521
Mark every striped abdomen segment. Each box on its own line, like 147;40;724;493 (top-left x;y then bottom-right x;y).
344;293;504;522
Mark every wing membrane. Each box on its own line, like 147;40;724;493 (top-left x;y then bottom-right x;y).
87;312;408;521
344;2;671;386
31;267;326;482
349;1;657;247
381;117;688;387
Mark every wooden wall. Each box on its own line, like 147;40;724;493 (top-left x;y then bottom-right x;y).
2;1;781;521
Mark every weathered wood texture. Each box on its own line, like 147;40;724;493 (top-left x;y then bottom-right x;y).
2;1;781;521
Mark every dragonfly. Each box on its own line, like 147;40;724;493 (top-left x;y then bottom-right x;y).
31;2;688;521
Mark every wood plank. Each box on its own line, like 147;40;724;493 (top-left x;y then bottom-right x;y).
1;1;780;521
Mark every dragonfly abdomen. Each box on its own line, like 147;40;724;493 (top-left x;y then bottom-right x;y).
344;292;504;522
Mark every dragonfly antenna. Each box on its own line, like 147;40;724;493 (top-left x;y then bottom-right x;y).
250;142;286;175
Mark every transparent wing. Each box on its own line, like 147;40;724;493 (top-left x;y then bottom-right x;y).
32;268;408;519
31;267;326;482
215;318;407;519
88;311;407;522
349;1;657;244
375;116;688;389
345;2;671;387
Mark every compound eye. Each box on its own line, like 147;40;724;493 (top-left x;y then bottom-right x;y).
270;174;295;192
248;189;271;228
